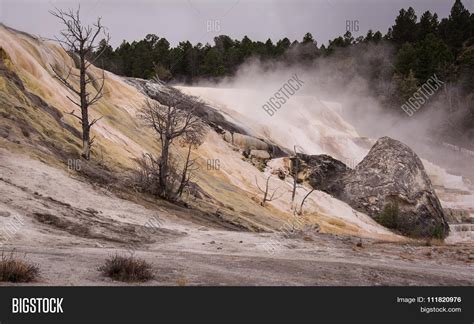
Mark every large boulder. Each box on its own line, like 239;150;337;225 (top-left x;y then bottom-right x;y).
298;137;449;238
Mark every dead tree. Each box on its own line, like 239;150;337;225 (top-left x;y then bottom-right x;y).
290;145;301;206
297;189;315;215
176;131;204;198
255;175;285;207
139;91;204;200
50;6;110;160
289;145;307;210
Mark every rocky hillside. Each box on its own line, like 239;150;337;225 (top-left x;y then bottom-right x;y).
0;24;398;240
0;23;472;244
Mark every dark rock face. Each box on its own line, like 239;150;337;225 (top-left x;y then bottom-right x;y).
297;154;349;196
298;137;449;238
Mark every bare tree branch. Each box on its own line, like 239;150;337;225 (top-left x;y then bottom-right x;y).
67;109;83;122
89;116;104;127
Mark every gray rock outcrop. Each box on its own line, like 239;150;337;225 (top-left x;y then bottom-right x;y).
232;133;269;151
249;150;271;160
297;137;449;238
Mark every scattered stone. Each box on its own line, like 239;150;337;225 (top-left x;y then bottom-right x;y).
210;241;215;244
86;208;99;215
0;211;11;217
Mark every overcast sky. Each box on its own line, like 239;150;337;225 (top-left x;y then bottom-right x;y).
1;0;472;47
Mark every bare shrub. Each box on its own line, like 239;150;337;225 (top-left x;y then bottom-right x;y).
255;175;285;206
0;251;40;283
76;159;117;187
131;153;162;196
98;254;154;282
131;152;190;199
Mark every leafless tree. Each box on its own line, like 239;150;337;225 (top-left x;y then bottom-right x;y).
255;175;285;207
50;6;110;160
289;145;308;211
296;189;315;215
139;91;204;200
175;131;204;198
290;145;303;207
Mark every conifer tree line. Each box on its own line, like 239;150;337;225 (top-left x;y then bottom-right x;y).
93;1;472;84
92;0;474;139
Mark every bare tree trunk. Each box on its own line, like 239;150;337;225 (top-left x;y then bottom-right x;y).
298;189;314;215
177;143;192;197
79;55;91;159
82;126;90;160
291;146;301;208
291;156;299;205
159;139;170;197
262;176;269;206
